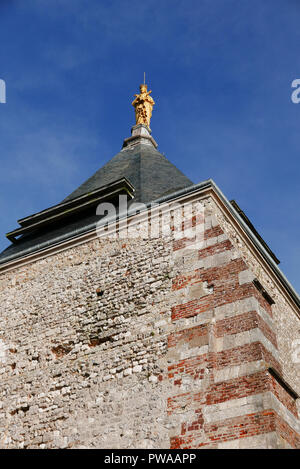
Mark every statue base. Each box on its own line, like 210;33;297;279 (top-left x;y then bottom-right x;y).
122;124;158;150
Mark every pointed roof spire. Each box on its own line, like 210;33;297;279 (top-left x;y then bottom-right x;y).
0;81;194;263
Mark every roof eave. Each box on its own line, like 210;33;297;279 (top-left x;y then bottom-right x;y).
0;178;299;312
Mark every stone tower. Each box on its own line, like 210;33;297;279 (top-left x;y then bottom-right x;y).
0;86;299;449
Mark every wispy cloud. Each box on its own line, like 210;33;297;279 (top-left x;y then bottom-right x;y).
0;0;299;293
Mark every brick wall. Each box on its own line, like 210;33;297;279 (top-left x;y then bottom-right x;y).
166;201;300;449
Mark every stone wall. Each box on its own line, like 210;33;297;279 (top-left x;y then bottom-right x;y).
0;194;299;448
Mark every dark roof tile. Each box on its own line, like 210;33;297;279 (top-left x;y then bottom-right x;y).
0;143;194;264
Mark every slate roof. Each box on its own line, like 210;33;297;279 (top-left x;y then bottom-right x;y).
64;144;193;204
0;143;194;264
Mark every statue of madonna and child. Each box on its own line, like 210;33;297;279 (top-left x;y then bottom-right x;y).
132;83;155;128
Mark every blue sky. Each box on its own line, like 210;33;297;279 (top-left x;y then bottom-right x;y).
0;0;299;293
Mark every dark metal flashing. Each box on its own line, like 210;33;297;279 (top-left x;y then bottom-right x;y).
231;200;280;265
253;278;275;306
268;367;299;400
17;178;134;228
7;178;135;243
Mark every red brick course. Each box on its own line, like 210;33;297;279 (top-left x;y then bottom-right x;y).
168;353;210;387
198;239;233;260
168;324;208;348
167;368;298;418
214;342;281;375
170;410;300;449
215;310;277;348
171;282;272;321
173;224;224;251
204;225;224;240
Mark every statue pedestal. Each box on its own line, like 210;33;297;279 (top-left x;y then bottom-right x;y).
122;124;158;150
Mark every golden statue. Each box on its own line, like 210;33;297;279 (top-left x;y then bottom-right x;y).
132;84;155;128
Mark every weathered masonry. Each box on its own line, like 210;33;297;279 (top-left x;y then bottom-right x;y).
0;88;299;449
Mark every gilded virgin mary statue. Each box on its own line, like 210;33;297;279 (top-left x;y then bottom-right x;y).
132;84;155;128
